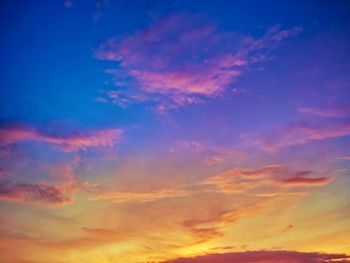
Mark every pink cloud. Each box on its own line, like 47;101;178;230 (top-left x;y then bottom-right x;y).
299;104;350;118
0;180;71;206
251;121;350;153
337;156;350;161
0;126;123;152
162;250;350;263
95;14;302;109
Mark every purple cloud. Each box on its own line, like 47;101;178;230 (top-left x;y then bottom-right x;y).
0;180;71;206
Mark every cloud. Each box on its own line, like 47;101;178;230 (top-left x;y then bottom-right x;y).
89;164;331;205
0;125;123;152
279;175;332;186
0;180;71;206
203;164;331;194
181;211;230;242
250;121;350;153
95;14;302;109
89;188;189;203
178;205;265;245
280;224;294;234
202;165;282;193
172;140;242;166
299;104;350;118
337;156;350;161
162;250;350;263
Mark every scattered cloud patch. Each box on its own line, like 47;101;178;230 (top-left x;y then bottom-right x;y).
95;14;302;110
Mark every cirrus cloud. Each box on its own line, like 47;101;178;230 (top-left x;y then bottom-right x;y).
248;121;350;153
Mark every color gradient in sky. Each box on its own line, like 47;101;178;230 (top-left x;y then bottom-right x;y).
1;1;350;262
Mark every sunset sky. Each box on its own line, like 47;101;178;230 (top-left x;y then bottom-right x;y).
1;1;350;262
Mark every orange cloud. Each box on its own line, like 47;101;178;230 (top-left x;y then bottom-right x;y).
89;188;190;203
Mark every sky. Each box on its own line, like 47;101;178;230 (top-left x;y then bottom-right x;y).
0;0;350;262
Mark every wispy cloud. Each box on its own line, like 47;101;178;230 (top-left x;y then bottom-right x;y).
202;164;284;194
0;125;123;152
249;121;350;153
279;175;332;186
95;14;302;109
203;164;331;194
89;164;331;204
280;224;294;234
172;140;242;166
89;188;189;203
299;104;350;118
